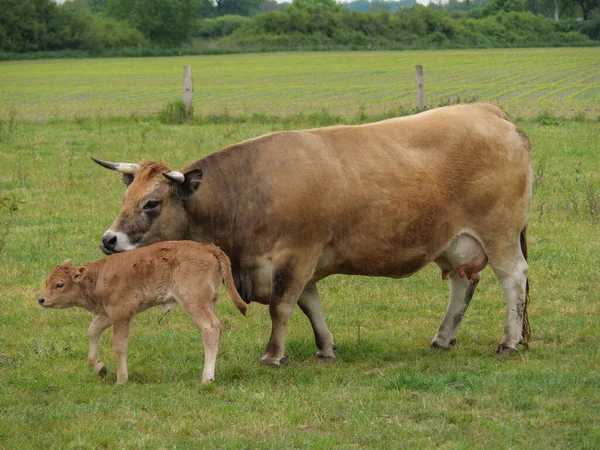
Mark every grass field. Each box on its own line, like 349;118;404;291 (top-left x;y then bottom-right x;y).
1;49;600;448
0;48;599;122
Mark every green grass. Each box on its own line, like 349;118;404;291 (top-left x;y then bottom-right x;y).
1;48;599;122
1;111;599;447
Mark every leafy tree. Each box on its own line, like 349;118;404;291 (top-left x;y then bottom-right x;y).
371;0;390;12
484;0;527;15
197;0;217;17
574;0;600;19
215;0;263;16
107;0;198;44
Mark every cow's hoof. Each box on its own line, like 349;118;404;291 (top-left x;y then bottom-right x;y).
260;355;289;367
430;339;452;350
449;338;457;346
496;344;518;355
98;366;107;378
316;352;337;363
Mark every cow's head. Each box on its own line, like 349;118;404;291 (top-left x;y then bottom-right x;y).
38;259;87;308
92;158;202;254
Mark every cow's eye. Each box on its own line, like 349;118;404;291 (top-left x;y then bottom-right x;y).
56;282;64;289
143;200;160;210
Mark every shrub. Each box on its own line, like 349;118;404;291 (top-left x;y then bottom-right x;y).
81;17;147;52
194;15;251;39
157;100;189;124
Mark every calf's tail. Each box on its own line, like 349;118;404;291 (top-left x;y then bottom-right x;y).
207;245;248;316
520;226;531;348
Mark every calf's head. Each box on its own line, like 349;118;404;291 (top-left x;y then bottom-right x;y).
38;259;87;308
92;158;202;254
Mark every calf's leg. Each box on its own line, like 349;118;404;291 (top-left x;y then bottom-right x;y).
87;315;112;377
181;292;222;384
111;320;131;384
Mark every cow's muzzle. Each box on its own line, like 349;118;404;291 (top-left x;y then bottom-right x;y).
101;232;118;254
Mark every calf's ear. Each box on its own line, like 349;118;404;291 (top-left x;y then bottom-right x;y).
72;267;88;283
60;258;73;267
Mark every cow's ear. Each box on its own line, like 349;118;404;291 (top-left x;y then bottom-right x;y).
122;174;134;186
72;266;88;284
60;258;73;267
174;169;203;198
185;169;203;192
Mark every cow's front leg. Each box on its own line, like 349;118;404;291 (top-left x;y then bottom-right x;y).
87;315;112;378
111;320;131;384
297;284;336;361
431;271;480;349
261;255;315;367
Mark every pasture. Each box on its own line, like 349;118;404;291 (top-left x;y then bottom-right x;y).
0;48;599;122
1;49;600;448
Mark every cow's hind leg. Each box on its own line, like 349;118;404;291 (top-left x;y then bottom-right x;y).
87;315;112;378
489;237;529;354
297;283;336;361
431;271;480;349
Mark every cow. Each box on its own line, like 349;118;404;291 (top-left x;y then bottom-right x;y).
38;241;247;384
92;103;532;367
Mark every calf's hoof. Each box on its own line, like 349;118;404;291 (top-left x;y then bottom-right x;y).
98;365;107;379
260;355;289;368
496;344;518;355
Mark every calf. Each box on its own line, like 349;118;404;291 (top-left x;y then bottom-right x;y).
38;241;247;384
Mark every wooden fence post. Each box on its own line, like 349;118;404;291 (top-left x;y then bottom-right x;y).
415;65;424;112
183;65;194;121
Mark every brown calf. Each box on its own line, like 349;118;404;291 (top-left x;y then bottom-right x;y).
38;241;247;384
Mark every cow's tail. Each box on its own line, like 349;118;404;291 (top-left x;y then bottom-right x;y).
208;245;247;316
520;226;531;348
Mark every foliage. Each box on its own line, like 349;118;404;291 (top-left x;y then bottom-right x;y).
219;4;596;48
107;0;198;45
0;0;145;53
215;0;263;16
1;0;599;55
193;15;251;39
157;99;190;124
81;16;147;51
0;193;22;256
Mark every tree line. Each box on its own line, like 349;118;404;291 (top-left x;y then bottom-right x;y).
0;0;598;55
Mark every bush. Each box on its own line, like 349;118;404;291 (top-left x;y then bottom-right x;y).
194;15;250;39
157;100;189;124
82;17;147;52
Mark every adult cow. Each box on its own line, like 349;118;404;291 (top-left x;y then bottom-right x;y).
93;103;532;366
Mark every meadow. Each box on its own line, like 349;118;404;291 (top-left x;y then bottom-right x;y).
0;48;599;122
1;49;600;448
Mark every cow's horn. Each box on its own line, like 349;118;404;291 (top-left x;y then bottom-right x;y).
163;171;185;184
91;157;139;174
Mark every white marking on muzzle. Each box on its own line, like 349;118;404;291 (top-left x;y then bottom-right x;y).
107;230;138;252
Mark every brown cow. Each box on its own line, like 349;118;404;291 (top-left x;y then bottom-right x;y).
92;103;532;366
38;241;247;384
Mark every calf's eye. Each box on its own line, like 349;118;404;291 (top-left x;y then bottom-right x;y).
56;282;64;289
